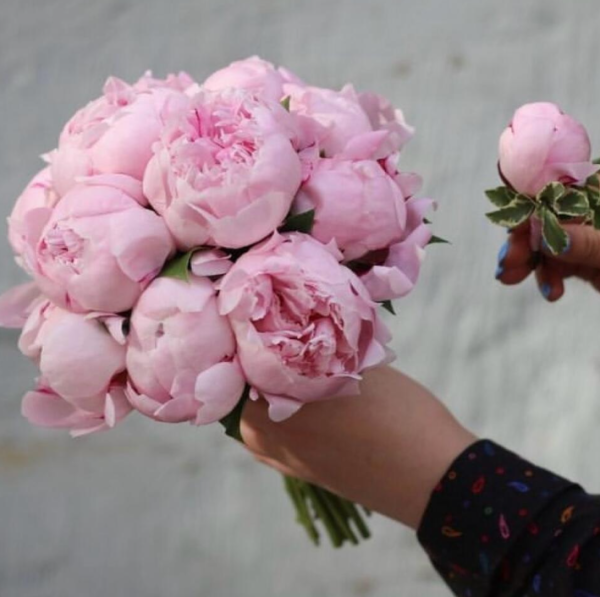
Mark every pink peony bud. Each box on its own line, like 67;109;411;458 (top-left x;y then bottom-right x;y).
294;157;407;261
499;102;597;197
126;276;245;425
30;175;175;313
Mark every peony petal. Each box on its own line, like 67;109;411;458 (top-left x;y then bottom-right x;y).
361;264;414;302
264;393;303;422
194;360;246;425
78;174;147;206
339;130;390;160
0;282;41;328
190;249;233;277
153;397;198;423
109;209;174;282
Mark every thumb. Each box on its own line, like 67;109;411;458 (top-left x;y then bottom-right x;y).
544;223;600;268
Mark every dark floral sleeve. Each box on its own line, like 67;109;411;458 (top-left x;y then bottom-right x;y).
417;440;600;596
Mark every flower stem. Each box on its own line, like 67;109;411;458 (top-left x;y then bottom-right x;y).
283;475;372;548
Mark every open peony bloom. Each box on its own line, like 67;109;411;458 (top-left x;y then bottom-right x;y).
50;72;194;197
125;276;245;425
18;299;130;435
284;83;413;159
203;55;302;104
8;168;59;268
499;102;597;197
143;88;302;250
29;175;174;313
218;232;393;422
294;158;407;261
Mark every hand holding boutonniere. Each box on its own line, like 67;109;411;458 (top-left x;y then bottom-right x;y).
486;102;599;255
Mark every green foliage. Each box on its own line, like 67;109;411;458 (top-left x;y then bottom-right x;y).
160;250;195;281
279;210;316;234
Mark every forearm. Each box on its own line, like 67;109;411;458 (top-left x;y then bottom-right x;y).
241;366;476;529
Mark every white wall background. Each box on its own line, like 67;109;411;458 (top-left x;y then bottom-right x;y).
2;1;600;596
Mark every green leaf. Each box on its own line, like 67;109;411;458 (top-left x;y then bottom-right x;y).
160;250;195;281
537;182;566;207
587;185;600;208
540;207;569;255
379;300;396;315
593;208;600;230
280;210;315;234
486;198;534;228
555;190;590;217
485;186;515;208
219;385;251;443
280;95;291;111
428;235;450;245
592;157;600;165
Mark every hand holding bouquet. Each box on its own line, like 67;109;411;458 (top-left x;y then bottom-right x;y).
0;57;436;546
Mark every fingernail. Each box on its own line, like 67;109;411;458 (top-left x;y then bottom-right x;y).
540;283;552;300
495;265;504;279
497;241;509;266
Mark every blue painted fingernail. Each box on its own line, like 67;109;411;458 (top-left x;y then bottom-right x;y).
497;241;509;266
495;265;504;279
540;283;551;299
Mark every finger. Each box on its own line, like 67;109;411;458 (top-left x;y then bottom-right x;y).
500;265;535;285
535;259;565;302
495;230;536;282
543;223;600;268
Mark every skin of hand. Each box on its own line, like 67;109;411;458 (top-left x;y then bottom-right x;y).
240;366;476;530
495;220;600;301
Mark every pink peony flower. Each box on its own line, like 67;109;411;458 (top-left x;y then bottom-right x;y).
126;276;245;425
203;55;302;103
18;299;130;435
50;73;194;197
143;88;302;249
29;175;174;313
294;158;407;260
284;83;413;159
8;168;59;265
360;197;434;301
499;102;597;197
218;232;393;422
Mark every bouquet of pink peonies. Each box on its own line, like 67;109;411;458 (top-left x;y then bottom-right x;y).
0;56;437;547
486;102;600;253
